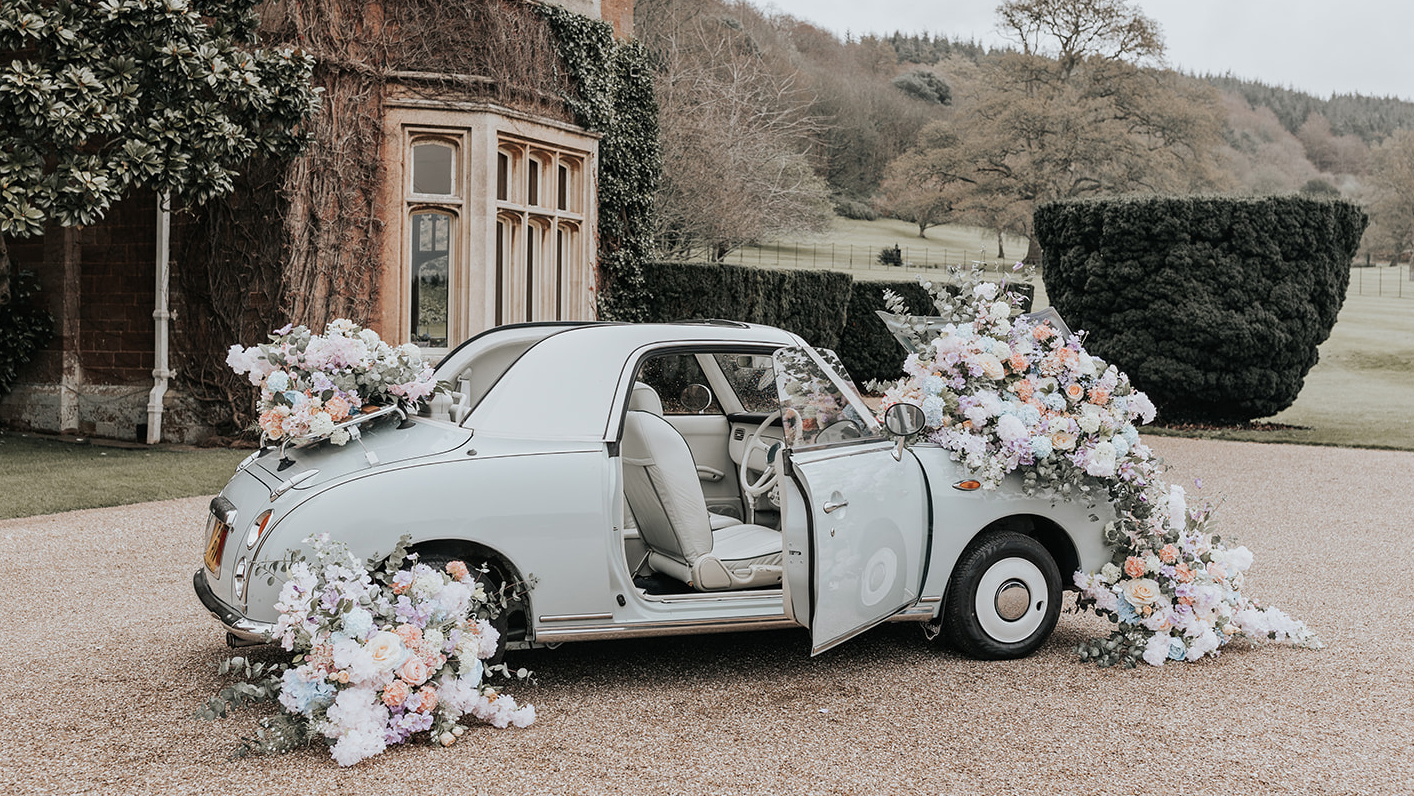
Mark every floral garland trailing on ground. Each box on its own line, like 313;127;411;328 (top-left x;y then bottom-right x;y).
877;266;1321;667
198;535;533;766
226;319;440;445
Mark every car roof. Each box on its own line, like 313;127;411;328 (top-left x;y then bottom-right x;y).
468;321;802;441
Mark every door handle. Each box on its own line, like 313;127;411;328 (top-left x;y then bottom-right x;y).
823;498;848;514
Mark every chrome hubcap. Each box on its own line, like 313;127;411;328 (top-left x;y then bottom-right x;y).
995;579;1031;622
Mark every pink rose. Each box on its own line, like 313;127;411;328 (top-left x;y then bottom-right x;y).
399;655;430;686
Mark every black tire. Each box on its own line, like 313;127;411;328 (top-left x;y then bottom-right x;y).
942;531;1061;660
418;553;510;666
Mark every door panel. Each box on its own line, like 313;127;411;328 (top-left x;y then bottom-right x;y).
789;440;928;655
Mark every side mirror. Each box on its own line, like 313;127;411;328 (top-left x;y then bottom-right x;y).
680;383;713;414
883;403;927;461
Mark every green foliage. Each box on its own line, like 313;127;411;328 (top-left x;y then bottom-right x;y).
637;262;852;350
836;278;1036;385
539;6;661;322
890;69;951;105
1036;194;1368;423
0;270;52;396
0;0;320;236
878;245;903;267
1205;74;1414;143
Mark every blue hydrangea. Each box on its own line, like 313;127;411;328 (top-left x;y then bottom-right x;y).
1111;435;1130;458
1030;436;1053;459
279;668;335;716
920;375;946;396
1121;424;1139;445
1115;596;1139;624
920;396;946;427
266;370;290;392
1044;393;1067;412
1017;404;1041;427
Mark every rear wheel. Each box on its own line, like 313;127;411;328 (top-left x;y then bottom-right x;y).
942;532;1061;660
417;552;511;666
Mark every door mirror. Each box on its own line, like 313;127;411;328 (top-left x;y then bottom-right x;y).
883;402;927;437
680;383;713;414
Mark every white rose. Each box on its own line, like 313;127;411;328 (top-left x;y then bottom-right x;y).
1122;578;1162;606
1077;353;1098;377
976;353;1005;380
365;631;407;672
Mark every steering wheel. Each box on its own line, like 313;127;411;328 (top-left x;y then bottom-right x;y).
739;411;782;520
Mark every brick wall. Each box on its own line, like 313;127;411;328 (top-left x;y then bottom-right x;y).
76;191;156;385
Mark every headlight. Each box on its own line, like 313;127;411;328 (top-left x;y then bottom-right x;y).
233;557;249;601
244;509;274;549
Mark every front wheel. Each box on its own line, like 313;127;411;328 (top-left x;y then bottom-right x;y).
942;532;1061;660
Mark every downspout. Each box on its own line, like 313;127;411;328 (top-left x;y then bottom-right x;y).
146;193;173;444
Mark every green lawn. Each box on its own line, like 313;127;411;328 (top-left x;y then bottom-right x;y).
0;433;247;520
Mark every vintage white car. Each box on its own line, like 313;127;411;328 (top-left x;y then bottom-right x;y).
194;320;1110;659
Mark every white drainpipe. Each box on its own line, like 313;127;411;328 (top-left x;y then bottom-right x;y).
146;193;173;444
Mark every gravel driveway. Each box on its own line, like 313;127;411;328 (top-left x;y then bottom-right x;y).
2;437;1411;795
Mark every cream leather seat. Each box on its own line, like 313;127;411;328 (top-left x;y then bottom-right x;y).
621;408;783;591
626;383;740;531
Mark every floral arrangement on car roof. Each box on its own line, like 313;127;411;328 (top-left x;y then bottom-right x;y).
226;319;440;446
198;534;534;766
876;265;1321;667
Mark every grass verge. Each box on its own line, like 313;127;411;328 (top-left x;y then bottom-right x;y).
0;432;247;520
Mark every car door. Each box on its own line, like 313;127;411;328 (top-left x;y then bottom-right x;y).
773;346;929;655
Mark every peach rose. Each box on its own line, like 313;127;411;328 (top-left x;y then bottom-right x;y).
1122;578;1162;606
416;686;438;713
1051;431;1077;451
1159;544;1179;565
1123;556;1146;579
383;679;409;708
399;655;429;686
1064;382;1085;403
977;353;1005;380
258;409;285;439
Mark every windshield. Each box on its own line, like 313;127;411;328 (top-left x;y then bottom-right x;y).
772;347;881;449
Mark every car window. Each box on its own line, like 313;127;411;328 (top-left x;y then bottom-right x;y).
773;347;881;449
713;353;778;414
636;353;723;415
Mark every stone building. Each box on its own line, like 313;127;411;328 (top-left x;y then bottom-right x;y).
1;0;637;443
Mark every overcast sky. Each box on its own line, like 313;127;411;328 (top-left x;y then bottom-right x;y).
759;0;1414;101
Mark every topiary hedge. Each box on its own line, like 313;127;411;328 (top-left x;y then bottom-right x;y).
1035;194;1367;423
836;279;1035;385
638;262;853;350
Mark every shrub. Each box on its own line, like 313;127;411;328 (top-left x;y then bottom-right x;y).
890;69;952;105
836;278;1034;385
878;245;902;267
1035;194;1367;423
833;197;878;221
0;271;54;398
638;262;853;350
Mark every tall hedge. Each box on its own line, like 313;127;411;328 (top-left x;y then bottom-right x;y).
637;262;853;350
1035;195;1367;423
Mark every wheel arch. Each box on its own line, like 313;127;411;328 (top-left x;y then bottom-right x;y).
958;513;1080;591
402;538;531;645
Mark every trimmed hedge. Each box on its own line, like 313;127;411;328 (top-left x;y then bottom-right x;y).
638;262;853;350
1036;194;1367;423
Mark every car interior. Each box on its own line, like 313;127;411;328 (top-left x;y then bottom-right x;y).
620;350;788;596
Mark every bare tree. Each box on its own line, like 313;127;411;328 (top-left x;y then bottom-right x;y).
640;0;832;260
1366;129;1414;266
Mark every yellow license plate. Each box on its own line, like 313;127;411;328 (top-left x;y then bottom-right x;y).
204;513;230;576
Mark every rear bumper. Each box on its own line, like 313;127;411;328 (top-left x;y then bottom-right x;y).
192;569;274;644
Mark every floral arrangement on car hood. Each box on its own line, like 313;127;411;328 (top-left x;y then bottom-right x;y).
226;319;439;445
198;535;533;766
877;267;1321;667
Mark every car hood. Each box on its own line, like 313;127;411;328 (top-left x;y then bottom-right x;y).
243;415;472;490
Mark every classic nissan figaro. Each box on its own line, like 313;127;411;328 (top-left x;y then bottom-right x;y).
195;320;1110;659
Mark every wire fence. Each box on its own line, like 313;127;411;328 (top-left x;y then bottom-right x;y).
671;242;1021;280
1350;264;1414;299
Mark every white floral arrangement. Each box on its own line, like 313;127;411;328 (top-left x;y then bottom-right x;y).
199;535;534;766
877;266;1321;667
226;319;439;446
